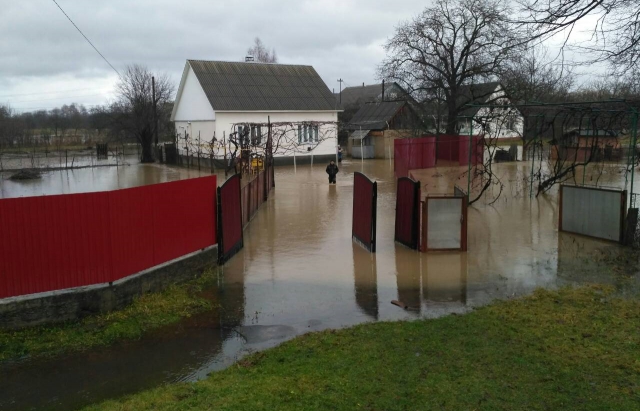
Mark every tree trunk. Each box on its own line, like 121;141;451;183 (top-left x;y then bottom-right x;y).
139;128;155;163
445;106;458;135
445;90;458;135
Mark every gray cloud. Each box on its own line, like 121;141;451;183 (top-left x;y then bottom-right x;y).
1;0;429;111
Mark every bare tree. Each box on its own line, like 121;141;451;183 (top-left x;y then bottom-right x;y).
380;0;525;134
518;0;640;72
246;37;278;63
112;65;174;163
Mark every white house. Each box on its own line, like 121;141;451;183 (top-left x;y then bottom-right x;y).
171;60;340;164
456;82;524;140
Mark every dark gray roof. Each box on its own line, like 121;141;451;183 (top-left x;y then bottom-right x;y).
458;82;503;116
337;82;408;108
348;101;406;130
187;60;338;111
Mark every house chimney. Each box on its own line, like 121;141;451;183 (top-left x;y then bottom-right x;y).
382;80;385;102
362;82;365;87
245;56;254;62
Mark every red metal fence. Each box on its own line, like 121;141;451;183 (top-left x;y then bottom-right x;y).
394;135;482;178
240;165;274;228
437;135;483;166
352;172;377;252
395;177;421;249
0;176;217;299
217;174;243;264
394;137;436;178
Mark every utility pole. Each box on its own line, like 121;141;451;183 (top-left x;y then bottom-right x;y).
337;78;344;104
152;76;158;152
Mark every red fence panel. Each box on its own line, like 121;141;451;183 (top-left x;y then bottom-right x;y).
395;177;421;249
394;137;436;178
0;192;113;298
352;172;377;252
151;177;217;266
217;174;243;264
0;175;217;299
241;184;249;228
458;135;483;166
109;185;155;280
437;135;460;162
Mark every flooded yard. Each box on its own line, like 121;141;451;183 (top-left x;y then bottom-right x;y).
0;160;216;199
0;159;637;410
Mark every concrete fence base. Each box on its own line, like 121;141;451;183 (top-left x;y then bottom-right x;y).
0;246;218;330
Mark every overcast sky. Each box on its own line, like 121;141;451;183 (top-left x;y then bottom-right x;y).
1;0;597;113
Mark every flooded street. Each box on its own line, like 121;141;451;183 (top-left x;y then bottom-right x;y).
0;159;636;410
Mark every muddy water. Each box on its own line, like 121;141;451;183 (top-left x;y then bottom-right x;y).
0;159;633;411
0;161;219;198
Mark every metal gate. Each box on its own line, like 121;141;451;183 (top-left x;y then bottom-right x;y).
559;185;626;243
421;195;468;251
217;174;243;264
395;177;420;249
352;172;377;252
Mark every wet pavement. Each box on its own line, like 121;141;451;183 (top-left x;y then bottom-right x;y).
0;159;637;410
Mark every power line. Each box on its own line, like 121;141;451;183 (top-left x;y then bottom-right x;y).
51;0;121;78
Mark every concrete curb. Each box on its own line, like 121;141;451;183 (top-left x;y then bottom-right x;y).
0;245;218;330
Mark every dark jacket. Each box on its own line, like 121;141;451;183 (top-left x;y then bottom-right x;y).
326;163;339;176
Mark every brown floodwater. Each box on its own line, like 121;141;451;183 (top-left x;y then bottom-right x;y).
0;159;636;411
0;160;220;199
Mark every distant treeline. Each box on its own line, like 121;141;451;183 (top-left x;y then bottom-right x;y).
0;102;174;150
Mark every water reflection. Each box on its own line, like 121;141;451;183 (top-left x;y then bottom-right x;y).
423;253;467;305
353;243;378;320
395;245;422;314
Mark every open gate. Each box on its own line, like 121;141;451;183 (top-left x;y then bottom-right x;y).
352;172;377;252
395;177;421;249
217;174;243;264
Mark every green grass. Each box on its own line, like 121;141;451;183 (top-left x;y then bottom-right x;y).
0;269;219;362
83;285;640;411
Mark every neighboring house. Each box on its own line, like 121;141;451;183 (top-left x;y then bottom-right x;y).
346;101;426;159
454;82;524;140
552;129;622;161
337;81;409;109
171;60;340;165
559;129;621;148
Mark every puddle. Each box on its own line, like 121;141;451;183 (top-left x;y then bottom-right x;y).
0;159;637;410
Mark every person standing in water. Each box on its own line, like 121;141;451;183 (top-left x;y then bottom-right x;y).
326;160;339;184
338;146;343;163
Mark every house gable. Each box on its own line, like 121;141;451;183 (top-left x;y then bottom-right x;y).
172;63;216;122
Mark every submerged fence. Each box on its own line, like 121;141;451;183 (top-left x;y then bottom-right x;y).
559;184;626;243
395;177;421;249
394;137;436;178
394;135;483;178
353;172;378;252
240;165;274;228
0;176;218;299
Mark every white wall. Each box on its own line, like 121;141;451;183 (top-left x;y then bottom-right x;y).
175;120;216;155
458;89;524;139
173;65;216;122
215;111;339;158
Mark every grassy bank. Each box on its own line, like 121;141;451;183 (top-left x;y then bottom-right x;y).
84;285;639;411
0;269;219;362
